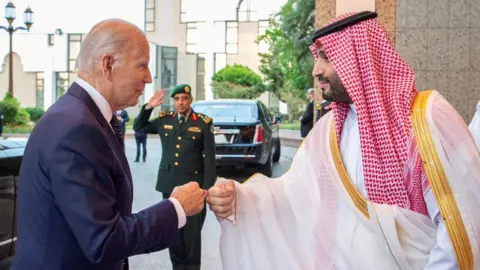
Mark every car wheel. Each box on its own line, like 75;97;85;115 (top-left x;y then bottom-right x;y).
259;151;273;177
0;257;13;270
272;138;281;163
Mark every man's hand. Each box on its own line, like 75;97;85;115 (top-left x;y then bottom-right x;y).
170;182;207;216
207;179;236;219
146;89;167;109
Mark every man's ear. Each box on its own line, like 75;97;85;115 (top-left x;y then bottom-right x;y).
102;54;115;81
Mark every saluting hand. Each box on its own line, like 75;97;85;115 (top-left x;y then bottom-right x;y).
147;88;167;109
170;182;208;216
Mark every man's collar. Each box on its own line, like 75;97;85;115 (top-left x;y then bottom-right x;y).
349;103;357;116
75;77;113;123
178;109;192;120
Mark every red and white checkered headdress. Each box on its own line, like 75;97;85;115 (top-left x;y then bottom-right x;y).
310;12;424;211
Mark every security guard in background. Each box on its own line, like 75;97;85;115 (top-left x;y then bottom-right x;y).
133;84;216;270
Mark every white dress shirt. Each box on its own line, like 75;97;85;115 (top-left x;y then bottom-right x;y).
338;104;457;269
75;77;187;229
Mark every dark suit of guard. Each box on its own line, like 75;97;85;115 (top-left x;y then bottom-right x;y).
133;84;216;270
12;82;179;270
300;99;314;137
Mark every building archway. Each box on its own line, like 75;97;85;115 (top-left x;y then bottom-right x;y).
0;51;36;106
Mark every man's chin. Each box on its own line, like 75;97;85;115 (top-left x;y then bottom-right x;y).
321;92;334;102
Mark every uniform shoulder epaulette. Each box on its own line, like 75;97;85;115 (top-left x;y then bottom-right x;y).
197;113;211;124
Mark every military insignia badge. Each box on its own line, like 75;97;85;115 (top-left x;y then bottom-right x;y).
210;125;215;134
203;116;211;123
159;111;166;117
188;126;201;133
185;86;190;93
164;124;173;130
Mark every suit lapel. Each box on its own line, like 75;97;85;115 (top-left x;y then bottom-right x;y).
67;83;133;184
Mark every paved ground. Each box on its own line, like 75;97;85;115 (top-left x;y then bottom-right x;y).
123;138;297;270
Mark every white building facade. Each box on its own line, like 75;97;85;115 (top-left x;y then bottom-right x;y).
0;0;284;117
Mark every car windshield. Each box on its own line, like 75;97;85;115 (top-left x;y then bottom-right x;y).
192;103;256;118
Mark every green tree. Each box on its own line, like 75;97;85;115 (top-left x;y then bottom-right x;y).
258;0;315;99
211;64;265;99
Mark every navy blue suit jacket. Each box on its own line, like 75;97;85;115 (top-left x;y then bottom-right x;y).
12;83;178;270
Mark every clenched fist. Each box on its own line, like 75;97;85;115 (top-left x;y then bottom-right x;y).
170;182;207;216
207;179;236;219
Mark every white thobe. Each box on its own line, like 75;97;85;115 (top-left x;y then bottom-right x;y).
339;104;457;269
469;101;480;149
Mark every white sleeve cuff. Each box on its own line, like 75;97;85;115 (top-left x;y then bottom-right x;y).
168;198;187;229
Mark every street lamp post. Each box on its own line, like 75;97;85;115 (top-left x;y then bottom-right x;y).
0;1;33;97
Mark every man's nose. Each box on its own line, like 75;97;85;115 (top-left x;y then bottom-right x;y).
145;68;153;83
312;61;324;77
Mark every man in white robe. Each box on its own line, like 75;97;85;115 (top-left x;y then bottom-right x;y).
206;11;480;270
469;100;480;149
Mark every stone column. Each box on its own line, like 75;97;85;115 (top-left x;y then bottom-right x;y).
43;46;55;111
376;0;397;44
313;0;335;123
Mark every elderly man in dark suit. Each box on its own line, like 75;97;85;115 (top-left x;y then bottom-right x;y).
12;19;207;270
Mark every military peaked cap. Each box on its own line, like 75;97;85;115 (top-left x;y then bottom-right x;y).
170;84;192;97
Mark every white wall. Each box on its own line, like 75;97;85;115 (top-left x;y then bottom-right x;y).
0;33;68;73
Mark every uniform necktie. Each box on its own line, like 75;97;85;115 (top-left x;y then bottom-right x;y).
110;116;124;149
179;116;185;126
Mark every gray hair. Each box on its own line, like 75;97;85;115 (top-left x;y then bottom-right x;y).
76;18;145;73
307;88;315;94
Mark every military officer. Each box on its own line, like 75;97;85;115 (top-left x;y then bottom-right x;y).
133;84;216;270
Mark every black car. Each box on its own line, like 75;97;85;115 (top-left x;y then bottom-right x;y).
0;137;26;269
192;99;281;177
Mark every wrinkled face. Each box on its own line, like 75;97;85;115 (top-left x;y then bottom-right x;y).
173;93;193;114
311;45;352;104
110;33;153;109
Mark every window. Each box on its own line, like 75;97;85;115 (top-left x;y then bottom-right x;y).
145;0;155;32
238;0;258;22
226;22;238;54
47;34;54;46
161;46;177;93
258;20;269;54
186;22;198;54
36;72;44;108
68;34;82;72
56;72;69;100
260;102;272;122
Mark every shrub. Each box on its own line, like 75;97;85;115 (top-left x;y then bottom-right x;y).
25;107;44;122
211;64;265;99
17;108;30;125
0;93;20;125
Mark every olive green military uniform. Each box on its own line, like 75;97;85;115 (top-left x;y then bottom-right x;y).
133;84;216;270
